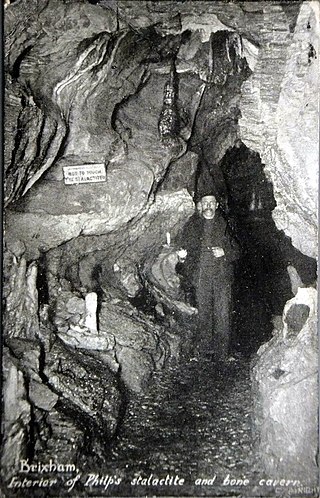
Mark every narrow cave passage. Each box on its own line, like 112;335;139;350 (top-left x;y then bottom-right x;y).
101;143;317;495
35;137;316;495
218;143;317;356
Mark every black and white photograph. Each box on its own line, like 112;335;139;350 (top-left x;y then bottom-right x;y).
1;0;319;496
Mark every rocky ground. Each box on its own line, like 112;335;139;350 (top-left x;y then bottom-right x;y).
106;353;264;497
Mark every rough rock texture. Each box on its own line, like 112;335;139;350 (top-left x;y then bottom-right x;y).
43;339;122;440
189;30;251;185
3;241;40;339
2;332;123;476
2;239;123;476
4;1;115;204
53;289;176;393
51;290;86;332
1;350;31;478
98;298;174;393
239;1;319;258
251;287;318;483
3;0;318;486
4;0;203;259
44;188;194;300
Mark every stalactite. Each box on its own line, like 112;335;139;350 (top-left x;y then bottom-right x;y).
158;58;180;145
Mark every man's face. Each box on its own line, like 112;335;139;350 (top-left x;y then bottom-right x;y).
200;195;217;220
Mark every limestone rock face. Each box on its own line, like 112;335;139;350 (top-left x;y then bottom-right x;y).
5;69;196;259
3;241;40;339
44;188;194;300
6;0;317;259
44;339;122;438
28;379;59;412
239;1;319;258
98;298;174;393
2;332;123;472
3;0;318;482
1;350;31;478
251;288;318;483
4;0;202;259
56;295;176;393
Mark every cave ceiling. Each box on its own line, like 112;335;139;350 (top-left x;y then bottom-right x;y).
4;0;318;260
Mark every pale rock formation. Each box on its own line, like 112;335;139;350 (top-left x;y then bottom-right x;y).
252;287;318;483
43;340;122;432
28;379;59;412
112;259;142;298
287;264;304;295
84;292;98;332
4;241;40;339
98;299;174;393
239;1;319;258
1;352;31;478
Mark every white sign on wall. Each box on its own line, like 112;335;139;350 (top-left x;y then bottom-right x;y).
63;164;106;185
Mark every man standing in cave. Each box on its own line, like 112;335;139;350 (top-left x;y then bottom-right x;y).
178;178;240;362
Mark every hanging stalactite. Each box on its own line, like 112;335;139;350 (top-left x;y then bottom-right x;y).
158;58;180;146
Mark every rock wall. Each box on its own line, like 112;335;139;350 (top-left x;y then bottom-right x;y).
3;0;318;486
239;1;319;258
2;242;124;474
6;0;317;258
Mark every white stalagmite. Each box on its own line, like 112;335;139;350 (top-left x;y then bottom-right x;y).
84;292;98;332
166;232;171;246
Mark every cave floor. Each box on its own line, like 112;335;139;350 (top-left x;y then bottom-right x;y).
107;353;265;496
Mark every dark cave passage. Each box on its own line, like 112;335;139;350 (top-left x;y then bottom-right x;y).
120;147;317;365
173;142;317;359
219;143;317;355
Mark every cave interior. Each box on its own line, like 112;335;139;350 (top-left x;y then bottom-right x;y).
2;0;318;491
26;26;316;357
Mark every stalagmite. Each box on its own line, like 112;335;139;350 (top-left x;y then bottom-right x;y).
287;265;304;295
166;232;171;246
84;292;98;332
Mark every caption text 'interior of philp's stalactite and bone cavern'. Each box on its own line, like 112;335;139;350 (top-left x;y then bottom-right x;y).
2;0;319;497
